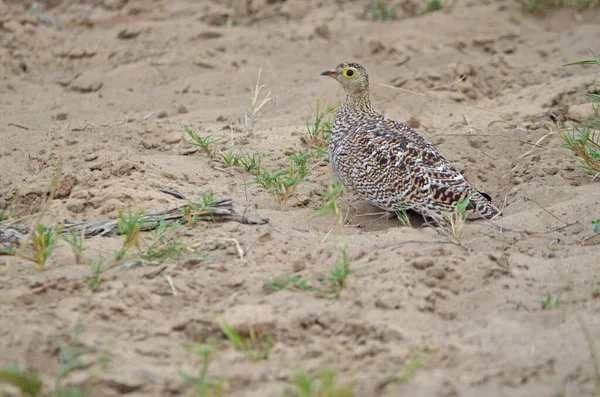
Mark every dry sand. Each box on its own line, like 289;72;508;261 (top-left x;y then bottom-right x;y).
1;0;600;396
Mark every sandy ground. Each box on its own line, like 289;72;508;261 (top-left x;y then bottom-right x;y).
1;0;600;396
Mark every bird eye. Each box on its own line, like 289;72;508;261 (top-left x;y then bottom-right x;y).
343;69;355;78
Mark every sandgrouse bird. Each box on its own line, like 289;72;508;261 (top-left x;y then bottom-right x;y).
321;62;499;220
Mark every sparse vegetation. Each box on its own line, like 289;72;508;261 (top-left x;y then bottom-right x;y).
62;227;86;264
219;147;266;173
305;101;336;155
217;319;272;361
283;369;354;397
183;126;224;158
19;223;63;270
0;202;14;222
115;208;144;260
393;352;426;386
541;291;562;310
395;201;411;227
267;275;315;293
138;219;194;263
370;0;399;20
519;0;600;12
424;0;444;12
84;258;106;292
433;194;471;244
593;219;600;233
318;178;357;296
244;67;272;137
180;343;225;397
251;160;308;210
560;52;600;176
0;322;105;397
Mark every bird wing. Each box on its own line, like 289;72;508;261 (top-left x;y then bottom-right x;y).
368;119;476;213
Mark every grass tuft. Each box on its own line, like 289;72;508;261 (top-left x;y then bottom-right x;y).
519;0;600;12
62;227;86;264
560;51;600;176
183;126;225;158
180;343;225;397
370;0;399;20
244;68;272;137
116;208;144;261
19;223;63;270
217;319;272;361
317;178;358;297
283;369;354;397
541;291;562;310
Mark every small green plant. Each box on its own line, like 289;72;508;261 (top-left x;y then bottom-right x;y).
282;369;354;397
560;120;600;175
0;364;42;396
62;228;86;264
318;178;358;296
541;292;562;310
424;0;443;12
181;193;216;227
223;0;237;28
591;282;600;298
0;202;14;222
219;147;241;166
244;68;272;137
180;343;225;397
115;208;144;260
138;219;191;262
394;352;426;385
395;201;411;227
267;275;315;293
561;52;600;175
217;319;272;361
305;101;336;151
19;223;63;270
520;0;600;12
370;0;399;20
437;194;471;244
237;150;266;173
219;148;266;174
84;258;106;292
183;126;224;158
593;219;600;233
251;159;307;211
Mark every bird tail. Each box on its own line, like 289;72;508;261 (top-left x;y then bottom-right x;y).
469;190;500;220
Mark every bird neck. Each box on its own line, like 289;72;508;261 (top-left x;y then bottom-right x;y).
341;92;375;115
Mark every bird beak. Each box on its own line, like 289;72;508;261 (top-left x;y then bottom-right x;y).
321;69;337;77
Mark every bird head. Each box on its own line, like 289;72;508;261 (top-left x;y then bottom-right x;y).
321;62;369;95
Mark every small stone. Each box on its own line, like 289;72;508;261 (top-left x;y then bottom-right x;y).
314;24;331;40
117;27;141;39
566;103;596;122
292;259;305;273
55;174;78;199
157;110;168;119
162;135;181;145
56;112;68;120
85;153;99;162
411;258;434;270
58;77;72;87
177;105;189;114
221;304;275;337
71;72;103;93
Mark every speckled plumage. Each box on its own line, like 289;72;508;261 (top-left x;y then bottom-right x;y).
321;62;500;220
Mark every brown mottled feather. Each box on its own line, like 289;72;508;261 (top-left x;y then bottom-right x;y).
322;62;500;220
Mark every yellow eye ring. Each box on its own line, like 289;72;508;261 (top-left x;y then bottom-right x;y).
342;69;356;79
